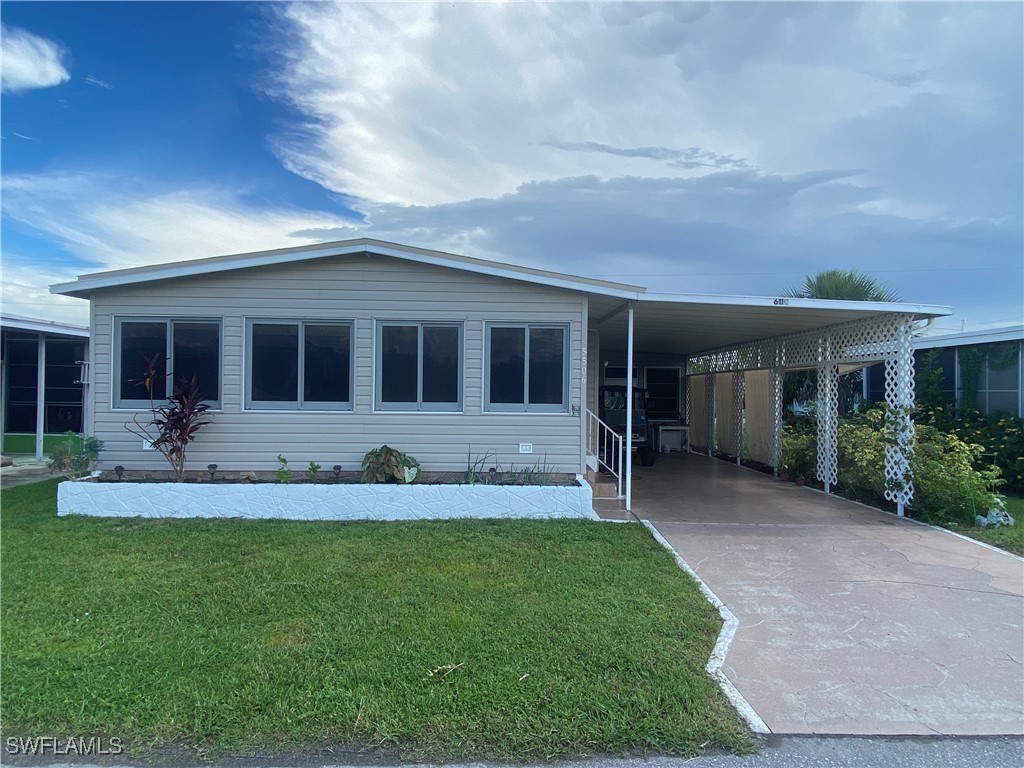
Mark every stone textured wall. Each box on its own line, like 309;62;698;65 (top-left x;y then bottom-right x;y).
57;478;597;521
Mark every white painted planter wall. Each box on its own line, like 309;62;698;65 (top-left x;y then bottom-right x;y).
57;477;597;521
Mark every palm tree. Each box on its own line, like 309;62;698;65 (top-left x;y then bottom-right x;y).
784;269;900;302
781;269;900;414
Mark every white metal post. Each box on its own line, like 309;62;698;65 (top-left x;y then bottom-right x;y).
625;302;634;513
35;334;46;460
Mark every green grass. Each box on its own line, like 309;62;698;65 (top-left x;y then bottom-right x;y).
0;481;751;761
954;495;1024;557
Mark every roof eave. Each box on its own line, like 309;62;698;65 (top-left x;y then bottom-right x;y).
639;291;952;319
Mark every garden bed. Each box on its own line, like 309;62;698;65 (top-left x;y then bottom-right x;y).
57;473;594;521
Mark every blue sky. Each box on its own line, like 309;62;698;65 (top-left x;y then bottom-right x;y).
2;2;1021;333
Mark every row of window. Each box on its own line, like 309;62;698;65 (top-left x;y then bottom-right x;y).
114;319;570;413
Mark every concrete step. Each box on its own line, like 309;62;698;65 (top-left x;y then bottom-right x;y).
592;497;630;520
584;468;620;498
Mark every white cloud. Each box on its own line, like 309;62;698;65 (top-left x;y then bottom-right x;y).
266;2;1019;217
83;74;112;89
1;24;70;94
0;258;88;324
259;0;1021;328
1;166;1019;332
0;173;361;319
2;173;360;271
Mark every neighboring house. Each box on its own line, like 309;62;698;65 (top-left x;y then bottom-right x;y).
865;324;1024;417
0;314;90;459
51;238;949;511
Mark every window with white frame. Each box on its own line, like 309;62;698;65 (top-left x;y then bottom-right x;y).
376;322;462;411
115;319;221;407
246;321;352;409
485;324;568;412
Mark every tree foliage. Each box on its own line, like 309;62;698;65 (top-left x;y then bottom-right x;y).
783;269;901;302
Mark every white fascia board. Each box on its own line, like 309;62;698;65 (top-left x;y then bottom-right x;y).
913;325;1024;349
640;292;953;318
1;315;89;338
50;242;643;300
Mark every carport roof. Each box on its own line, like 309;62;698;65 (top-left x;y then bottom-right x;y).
591;292;951;358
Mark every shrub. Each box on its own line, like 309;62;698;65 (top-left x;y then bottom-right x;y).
917;406;1024;494
780;425;816;479
837;413;887;502
361;445;420;484
835;408;1001;526
786;407;1003;526
126;374;213;482
912;423;1002;527
48;432;104;480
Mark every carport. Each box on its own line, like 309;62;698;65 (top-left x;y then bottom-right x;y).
584;293;951;514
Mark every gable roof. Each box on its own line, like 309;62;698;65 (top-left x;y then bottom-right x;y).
50;237;645;300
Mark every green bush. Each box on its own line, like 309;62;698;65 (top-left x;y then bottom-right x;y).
837;415;887;503
917;406;1023;494
785;408;1003;527
911;423;1001;527
780;424;816;478
48;432;104;480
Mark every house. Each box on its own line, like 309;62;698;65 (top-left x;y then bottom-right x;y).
865;324;1023;417
1;314;90;459
51;238;950;513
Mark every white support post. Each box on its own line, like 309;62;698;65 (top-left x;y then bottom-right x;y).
35;334;46;460
684;372;692;453
733;371;744;465
884;316;916;516
817;358;839;494
625;302;635;513
705;374;715;457
770;366;783;475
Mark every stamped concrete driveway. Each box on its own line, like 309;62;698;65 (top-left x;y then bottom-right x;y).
631;453;1024;736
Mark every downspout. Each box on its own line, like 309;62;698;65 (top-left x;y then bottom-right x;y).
625;302;634;513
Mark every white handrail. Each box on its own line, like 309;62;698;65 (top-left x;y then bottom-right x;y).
585;408;624;499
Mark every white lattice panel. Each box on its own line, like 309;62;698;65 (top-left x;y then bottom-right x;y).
705;374;716;453
684;312;918;509
687;314;911;375
883;316;917;511
817;358;839;489
770;367;784;472
733;371;745;460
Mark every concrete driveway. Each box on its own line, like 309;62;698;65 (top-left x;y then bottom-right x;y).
633;453;1024;736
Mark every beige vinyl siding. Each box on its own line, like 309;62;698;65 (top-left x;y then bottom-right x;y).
89;254;586;474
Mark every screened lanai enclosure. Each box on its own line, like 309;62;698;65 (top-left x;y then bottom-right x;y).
0;315;90;459
585;296;949;515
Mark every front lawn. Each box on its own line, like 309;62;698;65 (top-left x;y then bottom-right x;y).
954;495;1024;557
0;480;751;761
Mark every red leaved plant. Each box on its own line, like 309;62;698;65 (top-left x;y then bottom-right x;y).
126;374;213;482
